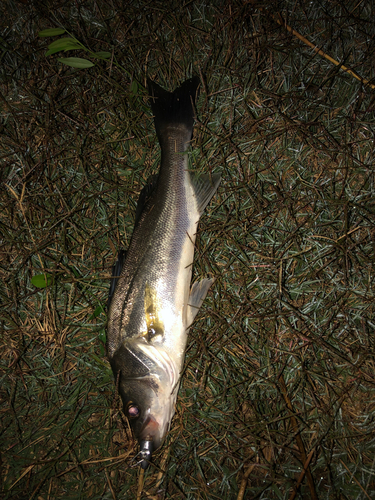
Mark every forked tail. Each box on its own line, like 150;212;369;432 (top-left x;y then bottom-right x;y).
147;77;200;142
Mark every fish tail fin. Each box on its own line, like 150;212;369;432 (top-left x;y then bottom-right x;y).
147;77;200;141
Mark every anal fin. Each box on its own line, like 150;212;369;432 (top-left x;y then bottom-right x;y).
186;278;214;328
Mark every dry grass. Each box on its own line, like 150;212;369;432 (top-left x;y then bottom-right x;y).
1;0;375;498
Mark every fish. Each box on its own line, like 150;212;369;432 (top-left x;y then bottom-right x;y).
107;77;221;469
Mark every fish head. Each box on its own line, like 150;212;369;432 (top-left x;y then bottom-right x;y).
110;339;178;468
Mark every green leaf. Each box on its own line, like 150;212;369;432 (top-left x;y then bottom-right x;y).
98;331;107;343
91;51;111;59
38;28;66;37
130;80;138;95
47;37;83;50
90;353;110;370
31;274;53;288
46;45;82;57
98;331;106;356
89;305;104;320
57;57;95;69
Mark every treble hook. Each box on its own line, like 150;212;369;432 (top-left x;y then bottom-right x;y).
131;438;154;469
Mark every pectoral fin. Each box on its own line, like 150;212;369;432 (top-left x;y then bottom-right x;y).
186;278;214;328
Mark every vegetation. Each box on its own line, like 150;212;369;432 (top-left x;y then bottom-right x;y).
1;1;375;498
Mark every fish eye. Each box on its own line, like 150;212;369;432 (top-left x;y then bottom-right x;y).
127;404;140;419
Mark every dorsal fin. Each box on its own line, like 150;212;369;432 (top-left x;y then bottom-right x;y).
190;172;221;216
107;249;126;309
134;175;158;227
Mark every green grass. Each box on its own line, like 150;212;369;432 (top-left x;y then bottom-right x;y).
1;0;375;498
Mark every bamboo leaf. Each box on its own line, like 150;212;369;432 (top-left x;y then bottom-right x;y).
91;51;111;59
47;37;83;50
57;57;95;68
46;45;82;56
38;28;66;37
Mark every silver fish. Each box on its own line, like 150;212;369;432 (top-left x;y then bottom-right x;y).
107;77;220;469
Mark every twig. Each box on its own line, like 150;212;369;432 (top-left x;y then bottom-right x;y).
288;448;315;500
155;446;170;490
237;462;256;500
273;12;375;90
278;373;318;500
105;469;117;500
339;459;372;500
137;468;145;500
